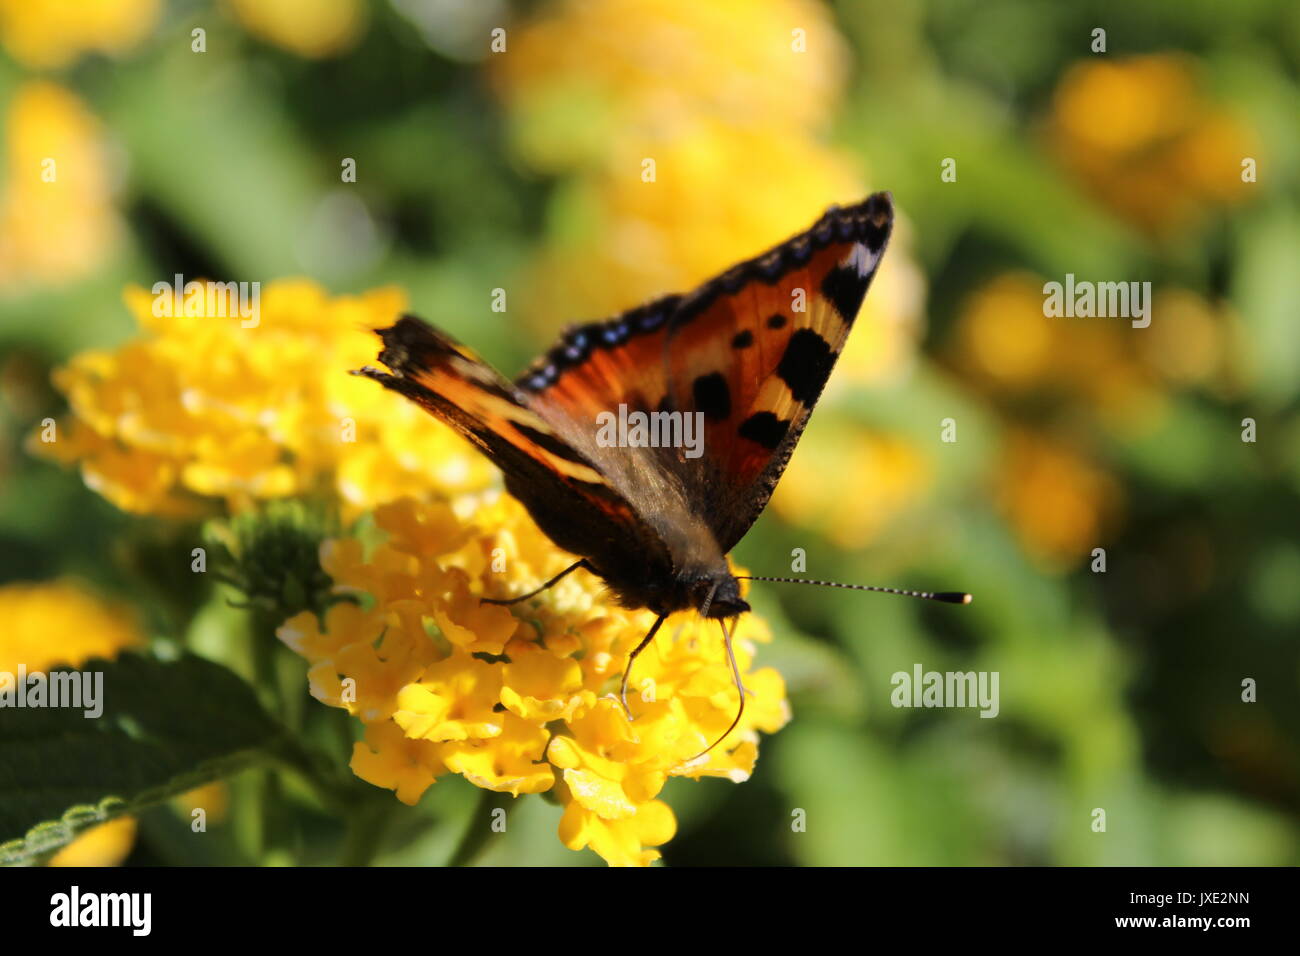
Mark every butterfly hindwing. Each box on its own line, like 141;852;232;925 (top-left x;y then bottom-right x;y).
355;317;676;586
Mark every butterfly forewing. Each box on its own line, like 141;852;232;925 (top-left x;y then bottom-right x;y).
516;192;894;553
667;194;893;550
516;293;682;422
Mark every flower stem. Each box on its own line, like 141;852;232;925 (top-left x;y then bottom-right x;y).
339;796;392;867
446;787;509;867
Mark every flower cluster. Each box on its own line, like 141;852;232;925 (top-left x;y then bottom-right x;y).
33;279;493;518
278;495;790;866
35;267;792;865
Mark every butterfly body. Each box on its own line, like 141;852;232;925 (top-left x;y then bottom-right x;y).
358;192;894;627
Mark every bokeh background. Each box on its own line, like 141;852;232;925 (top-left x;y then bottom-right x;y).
2;0;1298;865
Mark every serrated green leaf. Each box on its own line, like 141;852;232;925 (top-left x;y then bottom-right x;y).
0;652;284;865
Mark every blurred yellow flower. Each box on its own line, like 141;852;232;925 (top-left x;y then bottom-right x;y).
0;0;159;69
952;273;1166;434
773;423;933;550
278;494;790;866
226;0;367;59
1139;288;1239;395
0;82;121;289
954;272;1244;439
0;579;143;674
953;273;1056;391
519;126;865;330
952;275;1239;568
33;279;494;517
174;781;230;825
1047;55;1257;234
47;817;137;867
496;0;849;173
997;431;1121;569
0;579;145;866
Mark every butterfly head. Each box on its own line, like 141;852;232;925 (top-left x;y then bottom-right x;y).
685;571;750;620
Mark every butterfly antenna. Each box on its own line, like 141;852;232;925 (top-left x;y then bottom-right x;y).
619;613;667;720
685;616;747;763
736;576;972;605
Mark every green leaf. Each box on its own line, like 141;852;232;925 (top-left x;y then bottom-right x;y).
0;652;284;865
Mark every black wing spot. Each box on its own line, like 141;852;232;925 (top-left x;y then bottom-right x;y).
821;263;869;324
766;314;787;330
738;412;790;450
692;372;732;421
731;330;754;349
776;328;835;404
863;220;888;254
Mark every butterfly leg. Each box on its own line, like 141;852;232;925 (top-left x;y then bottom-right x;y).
481;558;591;606
686;617;748;761
618;613;667;720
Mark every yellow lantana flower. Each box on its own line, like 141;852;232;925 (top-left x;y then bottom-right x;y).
33;279;493;517
278;495;790;866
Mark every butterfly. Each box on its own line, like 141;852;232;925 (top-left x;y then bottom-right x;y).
356;192;967;758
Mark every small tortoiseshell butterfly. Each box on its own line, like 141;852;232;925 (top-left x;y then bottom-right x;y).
357;192;969;757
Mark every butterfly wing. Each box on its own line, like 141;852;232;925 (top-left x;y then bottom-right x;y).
517;192;894;553
354;317;676;589
517;293;682;427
